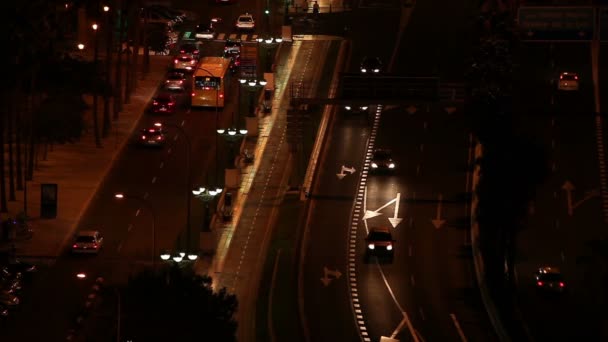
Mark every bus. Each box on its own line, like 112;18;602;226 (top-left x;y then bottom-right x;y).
191;56;231;108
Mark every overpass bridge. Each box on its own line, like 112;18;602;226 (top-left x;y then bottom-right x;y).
289;73;465;107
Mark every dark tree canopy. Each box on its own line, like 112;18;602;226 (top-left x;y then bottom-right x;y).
123;266;238;342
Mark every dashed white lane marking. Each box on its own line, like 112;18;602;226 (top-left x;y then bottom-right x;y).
174;135;179;141
167;147;172;154
181;119;185;126
127;223;134;232
594;115;608;223
135;209;141;217
419;307;426;321
450;313;469;342
143;192;149;199
410;275;415;286
159;162;164;169
152;176;157;184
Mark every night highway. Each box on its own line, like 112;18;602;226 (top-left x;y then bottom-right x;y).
512;38;608;340
300;0;497;341
0;0;267;339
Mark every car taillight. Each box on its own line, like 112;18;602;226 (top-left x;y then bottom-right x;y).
537;281;544;286
559;282;564;287
166;80;170;83
219;93;224;98
168;102;174;106
73;244;78;248
156;136;163;140
180;50;185;53
574;76;578;80
93;244;98;249
141;135;146;139
174;59;178;64
153;101;158;105
190;60;195;65
191;92;195;97
179;80;183;84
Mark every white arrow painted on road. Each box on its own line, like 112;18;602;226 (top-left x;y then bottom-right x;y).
336;165;356;180
388;193;403;228
562;180;575;216
431;194;446;229
363;194;400;221
320;266;342;287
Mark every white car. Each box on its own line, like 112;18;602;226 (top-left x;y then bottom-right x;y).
165;71;186;91
173;54;197;72
71;230;104;254
195;24;216;40
235;13;255;31
557;72;579;91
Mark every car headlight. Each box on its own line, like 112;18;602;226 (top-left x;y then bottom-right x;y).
367;243;375;250
344;106;352;110
361;68;367;73
386;244;393;251
373;69;380;73
371;163;378;168
388;163;395;168
361;106;369;111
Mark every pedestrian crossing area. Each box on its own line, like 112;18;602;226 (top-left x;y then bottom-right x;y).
214;32;262;43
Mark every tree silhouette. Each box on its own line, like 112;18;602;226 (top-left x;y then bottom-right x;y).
122;266;238;342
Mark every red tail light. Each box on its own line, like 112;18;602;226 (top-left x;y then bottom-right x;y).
141;135;146;139
574;76;578;80
174;59;178;64
219;93;224;98
153;100;158;105
559;282;564;287
180;50;185;53
72;244;78;248
559;75;563;80
93;244;98;249
168;102;175;106
179;80;183;84
156;136;163;140
537;281;543;286
190;60;195;65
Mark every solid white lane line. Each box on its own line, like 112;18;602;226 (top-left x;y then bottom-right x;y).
450;313;468;342
159;162;164;169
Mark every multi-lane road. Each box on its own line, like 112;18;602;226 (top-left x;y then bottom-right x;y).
513;38;608;340
0;0;273;339
301;0;497;341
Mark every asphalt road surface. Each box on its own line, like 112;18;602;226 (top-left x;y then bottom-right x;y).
512;39;608;341
301;0;497;341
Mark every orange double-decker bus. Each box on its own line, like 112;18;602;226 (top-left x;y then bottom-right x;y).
191;56;231;108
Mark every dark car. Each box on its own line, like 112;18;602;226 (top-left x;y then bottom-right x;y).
365;227;395;261
224;51;240;74
224;40;241;54
178;42;201;59
149;93;177;114
137;124;167;148
343;105;370;115
534;266;566;294
360;56;382;74
370;149;396;173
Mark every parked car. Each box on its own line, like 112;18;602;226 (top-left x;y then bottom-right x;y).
165;71;186;91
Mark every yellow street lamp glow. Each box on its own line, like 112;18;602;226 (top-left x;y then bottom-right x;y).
92;23;98;30
103;5;110;12
77;43;85;50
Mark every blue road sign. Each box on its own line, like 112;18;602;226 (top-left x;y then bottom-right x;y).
517;6;595;41
601;9;608;42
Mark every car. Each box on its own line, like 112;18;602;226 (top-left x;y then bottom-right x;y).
360;56;382;74
71;230;104;254
224;51;240;73
365;227;395;261
224;40;242;54
137;124;167;147
235;13;255;31
164;71;186;91
173;54;197;72
195;24;216;40
149;93;177;114
370;149;396;173
343;105;369;114
0;293;19;307
0;304;8;317
178;42;201;59
557;71;579;91
534;266;566;293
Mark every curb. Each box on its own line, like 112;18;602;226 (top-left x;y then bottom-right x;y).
469;140;511;342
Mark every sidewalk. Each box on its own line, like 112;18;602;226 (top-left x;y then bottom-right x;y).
0;56;170;258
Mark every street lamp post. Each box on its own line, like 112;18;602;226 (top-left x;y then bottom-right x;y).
92;23;102;148
114;193;157;268
192;186;222;231
217;115;248;189
156;122;196;258
102;4;112;138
